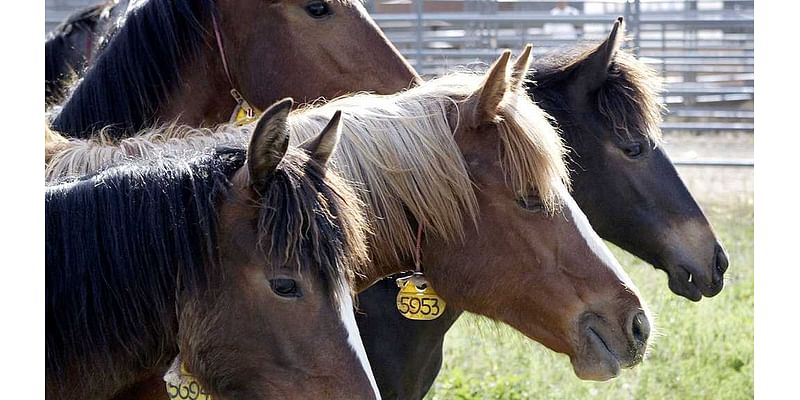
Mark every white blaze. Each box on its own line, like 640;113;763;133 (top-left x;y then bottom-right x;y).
337;284;382;400
555;183;644;299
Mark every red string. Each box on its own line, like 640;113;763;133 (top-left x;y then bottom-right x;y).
210;12;236;92
414;223;424;272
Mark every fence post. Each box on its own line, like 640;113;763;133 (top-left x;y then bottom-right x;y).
624;1;631;50
415;0;424;70
633;0;641;56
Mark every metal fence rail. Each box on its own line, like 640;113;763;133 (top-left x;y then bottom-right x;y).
367;0;754;147
672;159;753;167
45;0;754;167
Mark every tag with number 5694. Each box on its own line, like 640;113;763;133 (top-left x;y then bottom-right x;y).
395;275;446;320
163;356;212;400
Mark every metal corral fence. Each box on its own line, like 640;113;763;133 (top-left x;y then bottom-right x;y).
45;0;754;167
362;0;753;167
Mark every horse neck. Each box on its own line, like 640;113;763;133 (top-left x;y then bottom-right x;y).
154;48;237;128
52;27;235;139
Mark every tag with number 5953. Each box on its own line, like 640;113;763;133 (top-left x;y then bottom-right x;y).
395;274;446;320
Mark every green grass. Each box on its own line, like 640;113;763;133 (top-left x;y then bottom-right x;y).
425;200;754;400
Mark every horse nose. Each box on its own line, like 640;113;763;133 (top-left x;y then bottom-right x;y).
627;311;650;351
714;244;729;277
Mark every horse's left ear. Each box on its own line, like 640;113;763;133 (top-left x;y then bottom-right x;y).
573;17;625;93
510;44;533;91
247;98;293;191
300;110;343;167
468;50;512;126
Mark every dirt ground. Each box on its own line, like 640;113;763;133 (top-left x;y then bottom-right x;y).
661;131;754;205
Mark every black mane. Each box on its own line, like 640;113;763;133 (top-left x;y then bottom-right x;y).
45;143;364;391
45;147;244;383
528;45;664;145
45;1;111;106
51;0;215;138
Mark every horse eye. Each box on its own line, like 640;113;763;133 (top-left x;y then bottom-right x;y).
305;1;332;19
269;279;302;298
622;142;644;159
517;194;545;212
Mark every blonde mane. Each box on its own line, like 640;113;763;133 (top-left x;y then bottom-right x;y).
45;125;248;181
46;72;569;267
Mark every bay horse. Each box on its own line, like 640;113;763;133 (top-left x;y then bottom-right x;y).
48;52;654;390
46;101;381;399
355;18;731;399
49;0;419;138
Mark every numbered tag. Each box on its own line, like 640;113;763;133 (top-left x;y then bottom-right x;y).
228;89;261;127
395;274;446;320
232;103;260;126
164;356;213;400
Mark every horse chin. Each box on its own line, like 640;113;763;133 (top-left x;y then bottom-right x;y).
569;328;622;381
664;262;724;301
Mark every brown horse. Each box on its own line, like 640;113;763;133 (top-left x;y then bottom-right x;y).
49;51;654;383
356;20;733;400
46;101;380;399
50;0;419;138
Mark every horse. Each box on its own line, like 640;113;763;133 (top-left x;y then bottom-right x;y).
44;0;127;106
49;0;419;138
45;100;381;400
354;18;731;399
530;17;728;301
47;51;654;393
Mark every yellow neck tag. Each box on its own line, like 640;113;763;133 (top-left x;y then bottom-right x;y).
395;274;446;320
228;89;262;126
164;356;213;400
231;102;261;126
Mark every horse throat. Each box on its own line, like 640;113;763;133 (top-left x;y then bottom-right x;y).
155;50;239;128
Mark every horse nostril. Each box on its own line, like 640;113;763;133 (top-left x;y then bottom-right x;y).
714;244;729;276
630;311;650;346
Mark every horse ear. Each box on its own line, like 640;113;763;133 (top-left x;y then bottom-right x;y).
300;110;342;167
247;98;293;191
510;44;533;91
469;50;512;125
572;17;625;94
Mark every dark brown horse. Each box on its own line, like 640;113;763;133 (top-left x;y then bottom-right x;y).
532;18;728;301
356;19;730;399
49;0;419;138
46;101;381;399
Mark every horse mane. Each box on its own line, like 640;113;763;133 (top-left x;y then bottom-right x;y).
255;148;371;300
287;73;569;265
46;147;242;385
50;0;215;138
530;45;665;145
45;1;111;106
45;73;567;268
45;124;246;180
46;145;369;388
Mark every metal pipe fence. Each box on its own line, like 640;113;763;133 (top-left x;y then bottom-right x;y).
45;0;754;167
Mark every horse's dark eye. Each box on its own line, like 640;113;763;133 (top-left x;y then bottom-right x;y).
269;279;302;298
622;142;643;159
517;194;544;212
305;1;332;18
